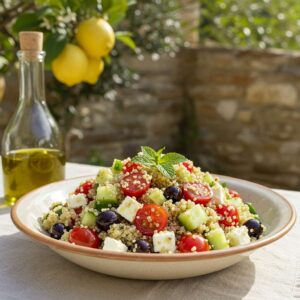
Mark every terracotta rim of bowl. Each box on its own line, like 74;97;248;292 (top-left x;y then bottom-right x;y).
11;174;297;262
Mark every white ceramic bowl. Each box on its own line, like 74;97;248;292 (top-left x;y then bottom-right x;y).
11;175;296;280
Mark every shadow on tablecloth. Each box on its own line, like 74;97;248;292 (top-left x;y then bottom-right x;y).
0;196;11;215
0;232;256;300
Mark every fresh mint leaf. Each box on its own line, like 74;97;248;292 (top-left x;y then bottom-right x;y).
160;152;186;165
157;163;176;178
156;147;166;157
141;146;157;160
132;155;154;167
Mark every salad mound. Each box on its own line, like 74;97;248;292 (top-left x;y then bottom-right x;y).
40;146;265;254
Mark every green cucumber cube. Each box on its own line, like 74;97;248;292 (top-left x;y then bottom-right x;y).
112;159;123;173
206;228;229;250
94;198;118;210
96;169;113;185
148;188;166;205
81;211;97;228
178;205;208;231
202;172;215;187
95;185;118;210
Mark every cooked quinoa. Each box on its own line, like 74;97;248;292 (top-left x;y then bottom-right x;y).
40;146;265;253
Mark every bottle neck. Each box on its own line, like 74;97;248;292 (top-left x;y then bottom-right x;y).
18;50;46;104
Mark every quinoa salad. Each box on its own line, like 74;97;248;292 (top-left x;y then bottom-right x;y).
40;146;265;254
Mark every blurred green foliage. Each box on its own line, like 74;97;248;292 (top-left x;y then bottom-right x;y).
200;0;300;49
0;0;183;129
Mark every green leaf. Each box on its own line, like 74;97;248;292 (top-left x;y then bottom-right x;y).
156;147;166;157
157;163;176;178
160;152;186;165
103;55;112;64
35;0;64;8
12;13;41;33
105;0;128;26
44;33;67;69
132;155;155;167
246;202;257;215
102;0;112;12
115;31;136;50
141;146;157;159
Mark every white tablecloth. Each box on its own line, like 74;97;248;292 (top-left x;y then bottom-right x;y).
0;162;299;300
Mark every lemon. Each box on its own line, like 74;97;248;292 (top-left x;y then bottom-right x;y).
76;18;115;58
52;44;88;86
83;58;104;84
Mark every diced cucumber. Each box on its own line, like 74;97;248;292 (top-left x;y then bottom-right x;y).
203;172;215;187
148;188;166;205
81;211;97;228
95;185;119;210
96;169;113;185
94;198;118;211
96;185;117;201
206;228;229;250
178;205;208;231
112;159;123;173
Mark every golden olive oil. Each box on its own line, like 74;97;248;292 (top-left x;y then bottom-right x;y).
2;148;65;205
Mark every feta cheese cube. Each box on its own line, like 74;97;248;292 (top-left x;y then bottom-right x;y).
153;231;176;253
211;183;225;204
102;237;128;252
226;226;251;247
67;193;87;208
117;196;143;223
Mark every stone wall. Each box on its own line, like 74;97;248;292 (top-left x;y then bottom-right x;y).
69;54;183;165
2;46;300;190
183;47;300;189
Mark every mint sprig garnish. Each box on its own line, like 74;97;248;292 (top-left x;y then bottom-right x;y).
132;146;186;178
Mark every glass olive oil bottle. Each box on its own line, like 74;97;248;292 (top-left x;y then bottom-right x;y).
1;32;65;205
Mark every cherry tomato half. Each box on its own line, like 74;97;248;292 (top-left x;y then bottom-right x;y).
123;161;142;173
177;235;210;253
229;189;241;199
68;227;100;248
134;204;168;236
121;172;151;197
216;204;239;227
182;161;193;173
75;180;94;202
183;182;213;205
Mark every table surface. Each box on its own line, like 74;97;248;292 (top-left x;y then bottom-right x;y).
0;162;299;300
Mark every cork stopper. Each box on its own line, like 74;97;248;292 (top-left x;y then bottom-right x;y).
19;31;43;52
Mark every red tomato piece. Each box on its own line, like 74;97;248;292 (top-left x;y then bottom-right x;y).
121;172;151;197
182;161;193;173
216;204;239;227
229;189;241;199
182;182;213;205
75;181;94;201
177;235;210;253
134;204;168;236
69;227;100;248
123;161;142;173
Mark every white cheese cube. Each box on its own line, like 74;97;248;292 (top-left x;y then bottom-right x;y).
211;183;225;204
117;196;143;223
102;237;128;252
67;193;87;208
226;226;251;247
153;231;176;253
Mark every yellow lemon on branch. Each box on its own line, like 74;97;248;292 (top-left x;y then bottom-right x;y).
76;18;115;58
52;44;88;86
83;58;104;84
